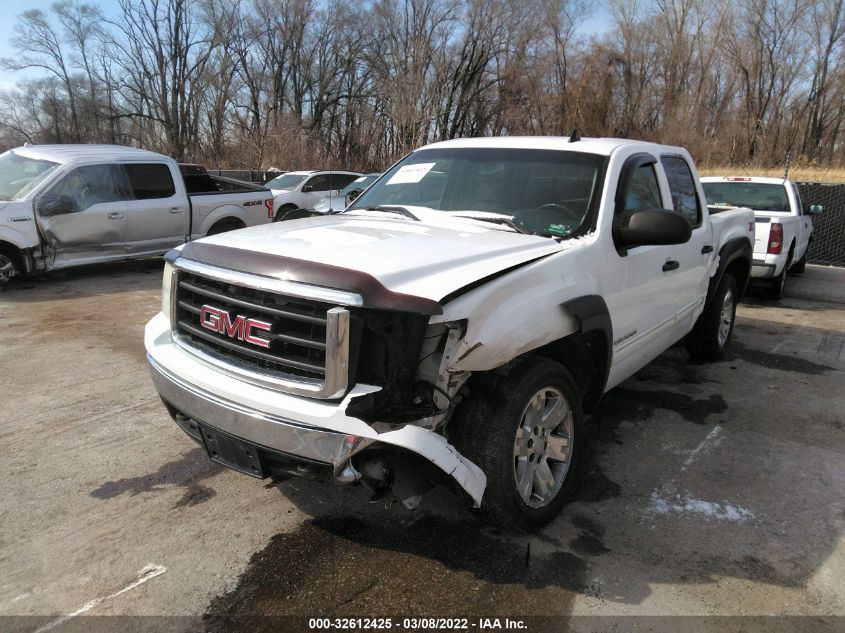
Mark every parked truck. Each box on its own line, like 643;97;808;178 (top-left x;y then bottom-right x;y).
0;145;274;284
145;137;754;530
701;176;822;299
265;170;362;221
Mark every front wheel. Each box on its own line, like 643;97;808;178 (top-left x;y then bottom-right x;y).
0;251;18;286
450;357;583;531
686;274;738;362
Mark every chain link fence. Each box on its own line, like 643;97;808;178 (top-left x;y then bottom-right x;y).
797;182;845;266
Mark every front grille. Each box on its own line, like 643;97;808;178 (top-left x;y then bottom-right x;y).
174;271;335;380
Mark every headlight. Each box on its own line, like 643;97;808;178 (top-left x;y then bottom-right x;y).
161;262;174;317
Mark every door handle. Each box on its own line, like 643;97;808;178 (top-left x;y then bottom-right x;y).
662;260;680;272
107;212;125;219
169;207;184;213
701;245;714;254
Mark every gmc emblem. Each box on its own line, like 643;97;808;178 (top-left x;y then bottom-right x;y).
199;304;272;348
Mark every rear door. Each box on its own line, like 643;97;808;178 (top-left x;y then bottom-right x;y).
36;163;134;267
122;162;188;255
659;155;709;334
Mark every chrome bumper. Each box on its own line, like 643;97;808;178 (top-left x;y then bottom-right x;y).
148;354;371;474
751;259;777;279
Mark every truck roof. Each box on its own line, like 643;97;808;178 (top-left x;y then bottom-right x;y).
10;144;172;165
419;136;670;156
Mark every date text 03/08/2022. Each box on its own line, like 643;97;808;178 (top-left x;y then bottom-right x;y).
308;617;528;630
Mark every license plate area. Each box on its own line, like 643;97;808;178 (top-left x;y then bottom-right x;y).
198;424;265;478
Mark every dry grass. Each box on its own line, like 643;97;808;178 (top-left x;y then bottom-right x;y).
699;165;845;183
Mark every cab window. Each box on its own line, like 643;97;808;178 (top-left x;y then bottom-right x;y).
661;155;701;226
331;173;360;189
124;163;176;199
304;175;331;192
46;164;131;213
623;164;662;213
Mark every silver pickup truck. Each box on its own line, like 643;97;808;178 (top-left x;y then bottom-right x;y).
0;145;274;284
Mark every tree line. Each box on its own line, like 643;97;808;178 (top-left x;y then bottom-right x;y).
1;0;843;172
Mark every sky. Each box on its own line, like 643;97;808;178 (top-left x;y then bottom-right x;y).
0;0;121;89
0;0;613;90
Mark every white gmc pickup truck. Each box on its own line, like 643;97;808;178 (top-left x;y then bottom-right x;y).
0;145;274;285
145;137;754;530
701;176;822;299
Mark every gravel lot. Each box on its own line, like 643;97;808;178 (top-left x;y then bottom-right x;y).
1;261;843;631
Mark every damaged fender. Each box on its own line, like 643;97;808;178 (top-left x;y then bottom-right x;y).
434;249;599;371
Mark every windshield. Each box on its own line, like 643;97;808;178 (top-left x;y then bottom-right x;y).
341;175;378;195
0;152;59;200
266;173;308;190
349;148;604;238
702;182;790;212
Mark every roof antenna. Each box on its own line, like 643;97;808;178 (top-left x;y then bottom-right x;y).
568;129;580;143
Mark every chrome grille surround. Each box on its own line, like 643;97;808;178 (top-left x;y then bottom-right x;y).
169;258;360;399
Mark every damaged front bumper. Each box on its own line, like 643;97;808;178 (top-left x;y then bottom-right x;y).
145;313;486;506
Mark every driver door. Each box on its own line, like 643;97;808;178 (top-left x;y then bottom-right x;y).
300;174;332;209
604;159;682;385
36;164;134;268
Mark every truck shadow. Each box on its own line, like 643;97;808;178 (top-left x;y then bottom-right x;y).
0;257;164;303
207;319;845;614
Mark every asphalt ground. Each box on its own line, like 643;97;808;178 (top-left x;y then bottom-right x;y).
1;261;843;633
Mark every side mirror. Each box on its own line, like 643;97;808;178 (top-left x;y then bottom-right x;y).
809;204;824;215
302;185;314;193
345;189;363;205
36;194;78;217
614;208;692;250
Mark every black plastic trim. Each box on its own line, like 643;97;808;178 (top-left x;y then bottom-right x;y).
614;152;659;217
708;237;753;303
562;295;613;407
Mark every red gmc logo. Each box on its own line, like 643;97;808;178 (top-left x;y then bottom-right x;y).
199;304;272;348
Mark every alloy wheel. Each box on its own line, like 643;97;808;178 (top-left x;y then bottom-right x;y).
513;387;574;508
718;287;734;347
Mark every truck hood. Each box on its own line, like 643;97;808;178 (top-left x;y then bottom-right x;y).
181;214;566;305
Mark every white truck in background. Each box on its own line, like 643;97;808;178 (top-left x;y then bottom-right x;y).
701;176;822;299
146;137;754;531
265;170;362;221
0;145;274;285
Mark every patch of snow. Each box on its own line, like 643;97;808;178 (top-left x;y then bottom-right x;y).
649;490;754;522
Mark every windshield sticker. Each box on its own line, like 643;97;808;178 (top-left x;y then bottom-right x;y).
548;224;573;235
386;163;436;185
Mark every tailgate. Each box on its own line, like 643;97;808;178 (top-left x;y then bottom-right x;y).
753;217;771;256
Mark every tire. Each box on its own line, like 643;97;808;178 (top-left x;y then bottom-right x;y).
274;204;297;222
0;249;19;287
280;207;315;221
685;274;738;362
765;252;792;300
449;357;584;532
790;252;806;275
206;221;241;236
